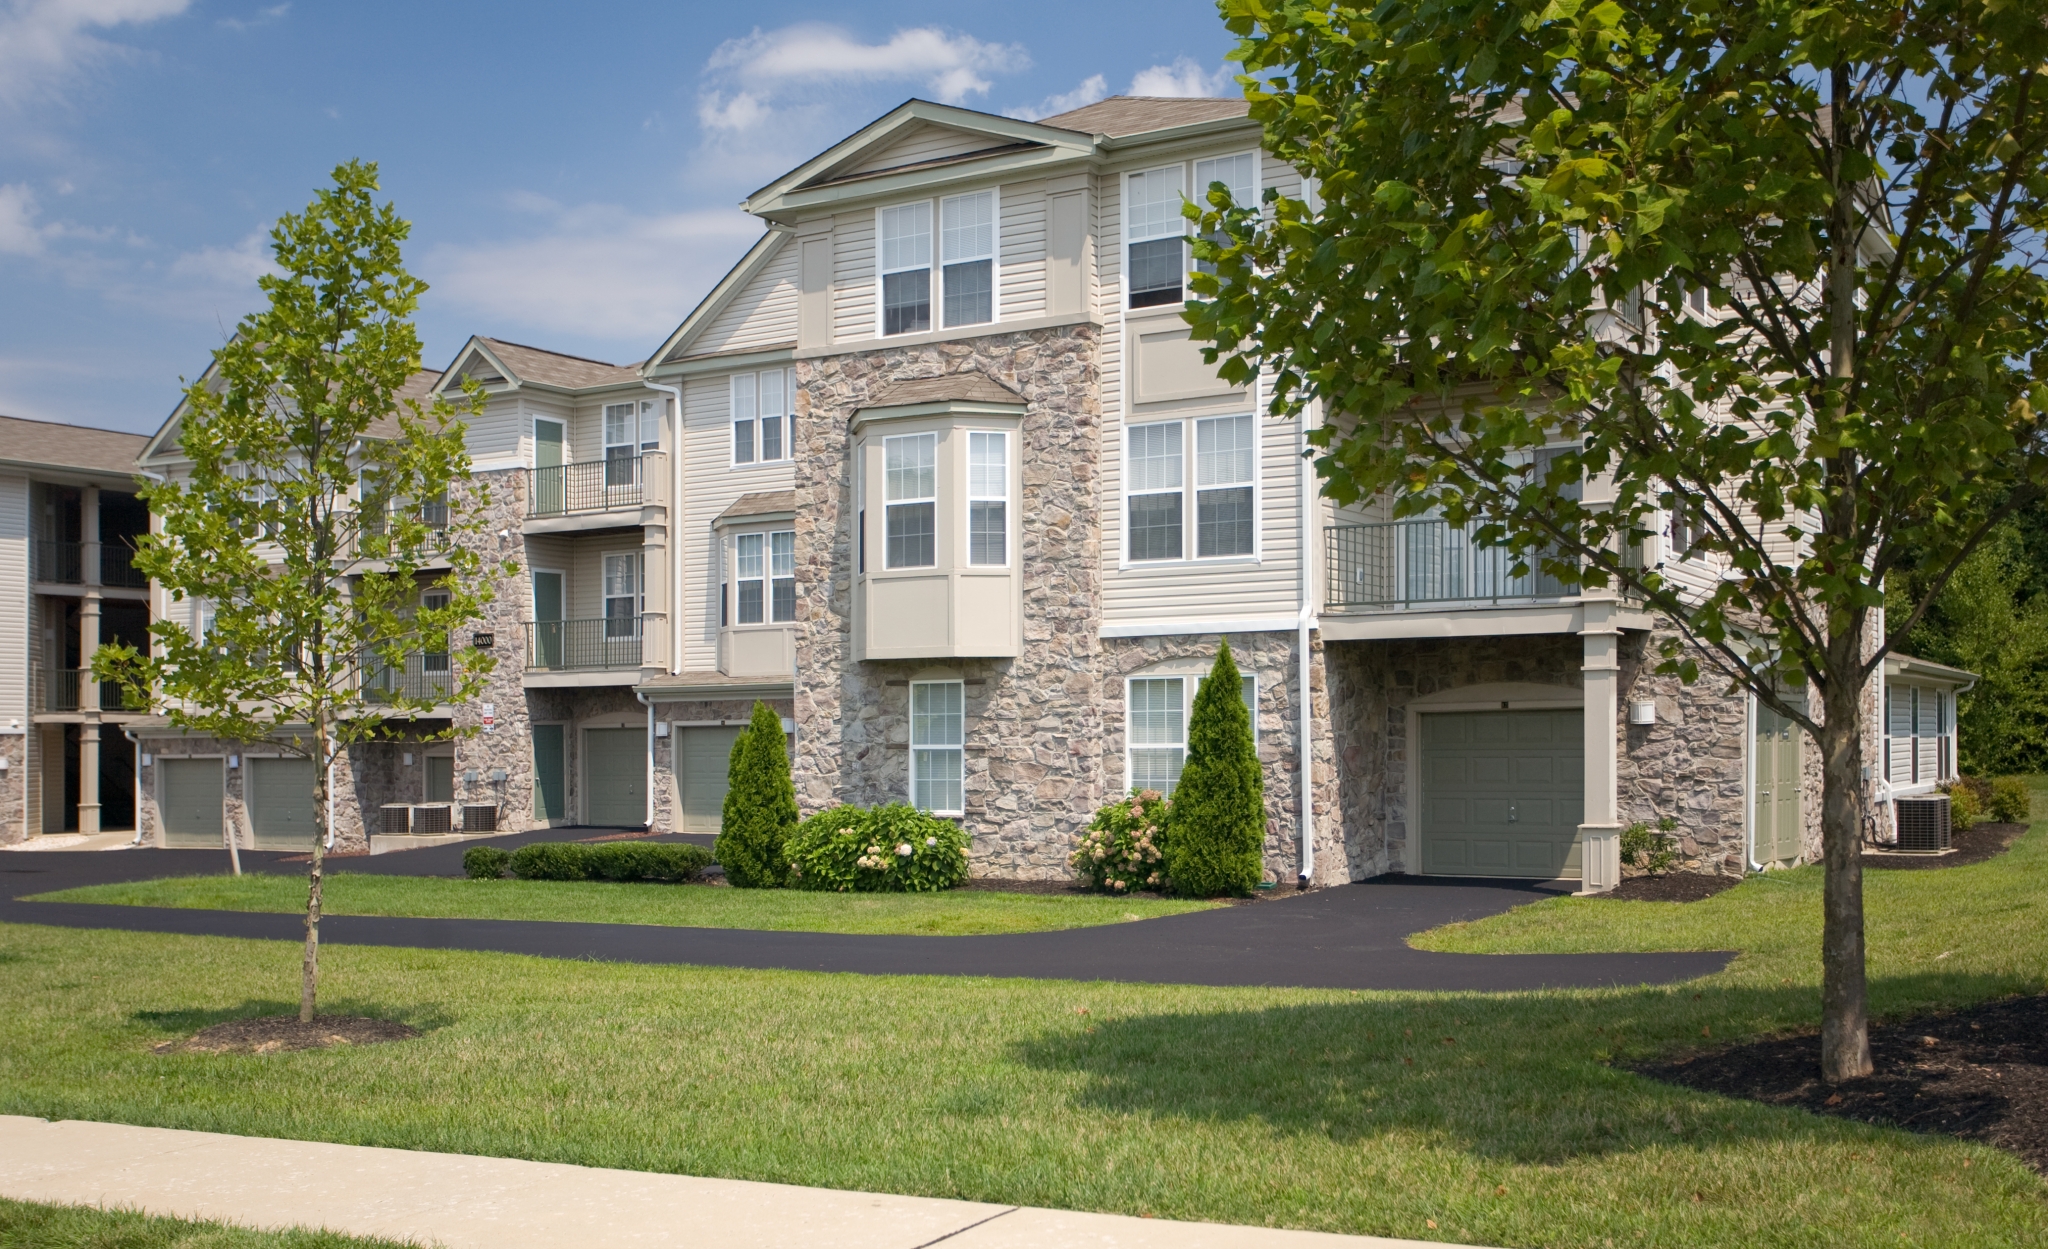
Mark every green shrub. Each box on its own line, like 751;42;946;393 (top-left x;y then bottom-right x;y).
716;701;799;888
1989;776;2033;823
1162;642;1265;897
462;845;510;880
786;803;969;892
1944;779;1983;831
506;840;714;883
509;842;590;881
1071;790;1168;892
1620;817;1679;874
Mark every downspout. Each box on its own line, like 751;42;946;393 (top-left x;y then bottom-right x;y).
326;750;336;850
633;688;656;830
643;379;684;676
128;469;168;846
1296;400;1316;888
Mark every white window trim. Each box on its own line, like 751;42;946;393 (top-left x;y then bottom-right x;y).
1122;669;1258;795
600;549;643;624
726;527;797;627
965;428;1012;569
729;368;796;468
882;431;938;570
874;187;1002;339
1117;412;1263;569
909;678;966;816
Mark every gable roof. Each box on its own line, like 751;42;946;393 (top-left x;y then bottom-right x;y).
0;414;148;477
864;373;1023;408
643;228;789;371
472;339;639;390
1039;96;1251;137
144;366;448;462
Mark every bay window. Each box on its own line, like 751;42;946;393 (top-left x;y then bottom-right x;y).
967;431;1007;566
910;679;964;815
885;433;937;568
732;530;796;625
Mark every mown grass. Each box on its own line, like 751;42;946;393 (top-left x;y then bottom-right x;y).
32;873;1216;936
0;1197;414;1248
2;813;2045;1248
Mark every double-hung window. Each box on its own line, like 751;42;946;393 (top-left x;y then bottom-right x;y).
1192;153;1256;274
910;679;964;814
1126;166;1187;308
880;202;933;336
603;401;657;486
884;433;937;568
420;591;450;676
602;553;640;639
1127;414;1257;562
940;191;994;328
967;431;1007;565
732;368;793;465
1126;672;1259;795
732;530;796;625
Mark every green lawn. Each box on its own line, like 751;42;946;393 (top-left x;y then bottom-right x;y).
33;873;1217;936
4;815;2047;1249
0;1197;413;1248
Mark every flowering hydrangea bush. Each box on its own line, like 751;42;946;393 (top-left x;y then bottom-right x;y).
1070;790;1168;893
785;803;969;892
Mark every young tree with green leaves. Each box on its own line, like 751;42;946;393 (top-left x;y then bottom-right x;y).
1195;0;2048;1079
716;699;799;887
96;160;505;1024
1165;642;1266;897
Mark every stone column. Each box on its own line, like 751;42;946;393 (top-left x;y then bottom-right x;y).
1577;600;1621;893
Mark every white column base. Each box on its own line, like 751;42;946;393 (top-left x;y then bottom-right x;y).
1576;823;1621;894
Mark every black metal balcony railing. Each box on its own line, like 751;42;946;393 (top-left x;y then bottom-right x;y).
361;499;449;536
34;540;82;584
1326;519;1646;611
527;455;650;518
100;541;149;588
361;652;453;704
37;669;133;713
33;540;149;587
524;616;645;671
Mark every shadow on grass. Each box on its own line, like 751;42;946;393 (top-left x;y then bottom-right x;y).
132;1000;456;1037
1011;973;2028;1165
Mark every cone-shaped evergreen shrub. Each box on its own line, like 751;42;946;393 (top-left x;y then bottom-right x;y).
1162;641;1265;897
715;700;799;887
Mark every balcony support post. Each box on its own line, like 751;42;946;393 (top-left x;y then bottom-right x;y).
1576;600;1622;893
82;485;101;589
77;589;102;835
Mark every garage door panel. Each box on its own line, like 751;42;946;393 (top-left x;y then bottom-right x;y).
248;757;315;850
586;728;646;828
160;759;223;848
1418;709;1585;880
677;726;744;834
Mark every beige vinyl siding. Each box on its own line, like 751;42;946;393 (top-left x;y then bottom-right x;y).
458;391;529;465
843;124;1003;176
691;235;800;356
519;392;574;464
0;475;26;727
998;180;1047;321
680;371;796;671
831;210;878;344
1261;157;1303;205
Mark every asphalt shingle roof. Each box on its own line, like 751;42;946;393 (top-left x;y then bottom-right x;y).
1039;96;1250;137
0;414;149;476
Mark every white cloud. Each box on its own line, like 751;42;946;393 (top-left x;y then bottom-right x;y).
0;184;52;255
424;199;765;345
698;90;769;134
218;3;287;32
696;23;1029;138
0;0;192;108
1129;57;1235;98
1006;74;1107;122
167;230;275;289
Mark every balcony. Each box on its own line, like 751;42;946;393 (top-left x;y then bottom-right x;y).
361;652;453;705
37;669;134;713
1326;518;1648;615
32;540;149;588
524;616;646;672
527;455;659;519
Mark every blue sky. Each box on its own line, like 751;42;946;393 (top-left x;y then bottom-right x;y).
0;0;1238;434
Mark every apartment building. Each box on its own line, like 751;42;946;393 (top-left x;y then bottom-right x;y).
107;95;1959;880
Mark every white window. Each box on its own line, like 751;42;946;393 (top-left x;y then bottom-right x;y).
421;590;450;674
967;430;1007;566
194;598;216;644
880;202;933;336
732;530;796;625
910;680;964;815
1192;153;1256;274
940;190;994;328
1127;415;1258;562
884;433;937;568
731;368;794;465
1126;166;1187;308
1125;671;1259;796
603;401;658;485
603;553;640;638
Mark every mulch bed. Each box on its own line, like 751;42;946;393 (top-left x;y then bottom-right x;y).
1596;873;1742;903
154;1014;420;1056
1863;821;2028;871
1638;992;2048;1173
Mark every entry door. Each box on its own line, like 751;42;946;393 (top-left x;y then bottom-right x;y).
676;725;745;833
159;759;223;848
1419;709;1585;878
425;756;455;804
247;757;316;850
585;727;646;827
532;571;564;670
532;724;566;825
1754;701;1804;864
532;419;566;514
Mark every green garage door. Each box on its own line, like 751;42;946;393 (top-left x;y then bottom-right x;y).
159;759;223;848
247;757;316;850
1419;709;1585;879
676;726;744;833
585;727;646;827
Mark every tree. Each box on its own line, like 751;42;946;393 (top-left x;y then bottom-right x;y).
97;161;501;1024
1165;642;1266;897
716;699;798;887
1196;1;2048;1079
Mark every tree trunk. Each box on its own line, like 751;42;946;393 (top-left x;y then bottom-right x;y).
300;726;330;1024
1817;661;1874;1082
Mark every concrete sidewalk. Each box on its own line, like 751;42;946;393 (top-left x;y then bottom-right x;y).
0;1116;1485;1249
